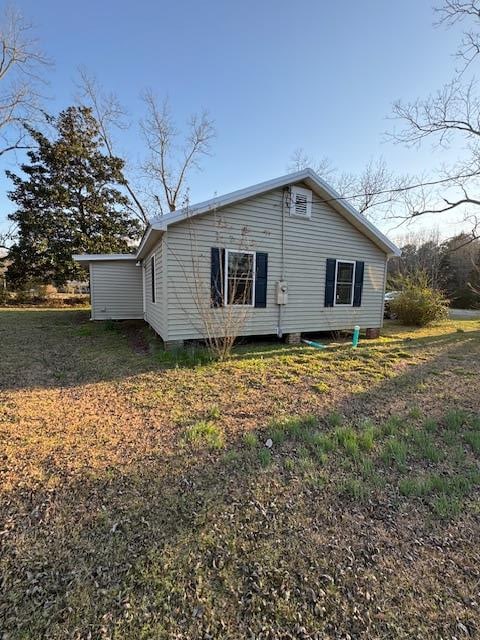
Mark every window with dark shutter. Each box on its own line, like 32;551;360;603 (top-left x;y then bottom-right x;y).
211;247;224;307
212;248;268;307
335;261;355;305
226;250;254;305
353;261;364;307
254;252;268;308
324;258;336;307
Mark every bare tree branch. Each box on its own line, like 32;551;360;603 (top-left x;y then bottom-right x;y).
0;221;16;251
382;4;480;233
288;149;401;219
141;92;215;213
436;1;480;72
287;148;335;179
0;5;50;156
389;80;480;146
76;69;150;225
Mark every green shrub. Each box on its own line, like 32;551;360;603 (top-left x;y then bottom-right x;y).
390;273;448;327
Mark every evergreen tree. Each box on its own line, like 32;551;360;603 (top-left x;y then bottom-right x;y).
6;106;141;288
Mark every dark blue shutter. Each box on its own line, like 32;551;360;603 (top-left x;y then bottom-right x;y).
254;252;268;308
353;261;365;307
324;258;336;307
211;247;224;307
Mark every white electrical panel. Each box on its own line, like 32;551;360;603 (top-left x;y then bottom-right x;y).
276;281;288;305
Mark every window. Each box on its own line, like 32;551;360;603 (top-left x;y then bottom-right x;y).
225;250;255;306
335;260;355;305
290;186;312;218
211;248;268;309
151;255;156;303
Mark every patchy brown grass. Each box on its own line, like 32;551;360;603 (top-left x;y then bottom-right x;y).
1;309;480;639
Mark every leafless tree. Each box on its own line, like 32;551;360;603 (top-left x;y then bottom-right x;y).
141;91;215;214
287;147;335;180
78;75;216;224
0;5;49;157
168;208;256;360
386;2;480;241
77;70;150;226
288;149;399;219
436;1;480;72
289;4;480;240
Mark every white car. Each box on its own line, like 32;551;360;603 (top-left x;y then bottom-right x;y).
384;291;400;318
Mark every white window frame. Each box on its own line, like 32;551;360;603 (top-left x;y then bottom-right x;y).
224;249;256;307
289;186;312;219
334;259;356;306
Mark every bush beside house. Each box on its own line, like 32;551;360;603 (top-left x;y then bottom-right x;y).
389;274;449;326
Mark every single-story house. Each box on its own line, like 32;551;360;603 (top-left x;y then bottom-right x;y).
74;168;401;348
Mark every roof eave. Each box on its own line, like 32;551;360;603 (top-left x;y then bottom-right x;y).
73;254;138;264
149;168;401;257
135;226;164;260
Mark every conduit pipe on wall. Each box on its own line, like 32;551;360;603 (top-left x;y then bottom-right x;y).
277;187;288;338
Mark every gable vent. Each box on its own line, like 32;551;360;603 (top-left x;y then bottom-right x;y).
290;186;312;218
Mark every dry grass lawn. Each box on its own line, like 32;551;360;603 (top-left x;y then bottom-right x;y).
1;308;480;639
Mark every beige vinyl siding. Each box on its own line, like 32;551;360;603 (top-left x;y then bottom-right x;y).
164;184;388;341
90;261;143;320
144;235;167;339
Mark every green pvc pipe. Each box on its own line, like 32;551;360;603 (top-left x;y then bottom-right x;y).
302;339;326;350
352;325;360;348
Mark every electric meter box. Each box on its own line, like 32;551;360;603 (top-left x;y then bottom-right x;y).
276;280;288;305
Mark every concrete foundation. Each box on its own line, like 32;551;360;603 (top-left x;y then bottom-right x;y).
285;332;302;345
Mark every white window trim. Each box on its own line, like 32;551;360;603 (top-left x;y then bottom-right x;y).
334;259;356;307
224;249;256;307
289;185;312;219
151;254;156;304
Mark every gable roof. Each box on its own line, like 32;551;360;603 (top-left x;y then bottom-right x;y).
136;168;400;259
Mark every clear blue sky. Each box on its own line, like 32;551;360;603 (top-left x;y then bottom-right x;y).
0;0;467;240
